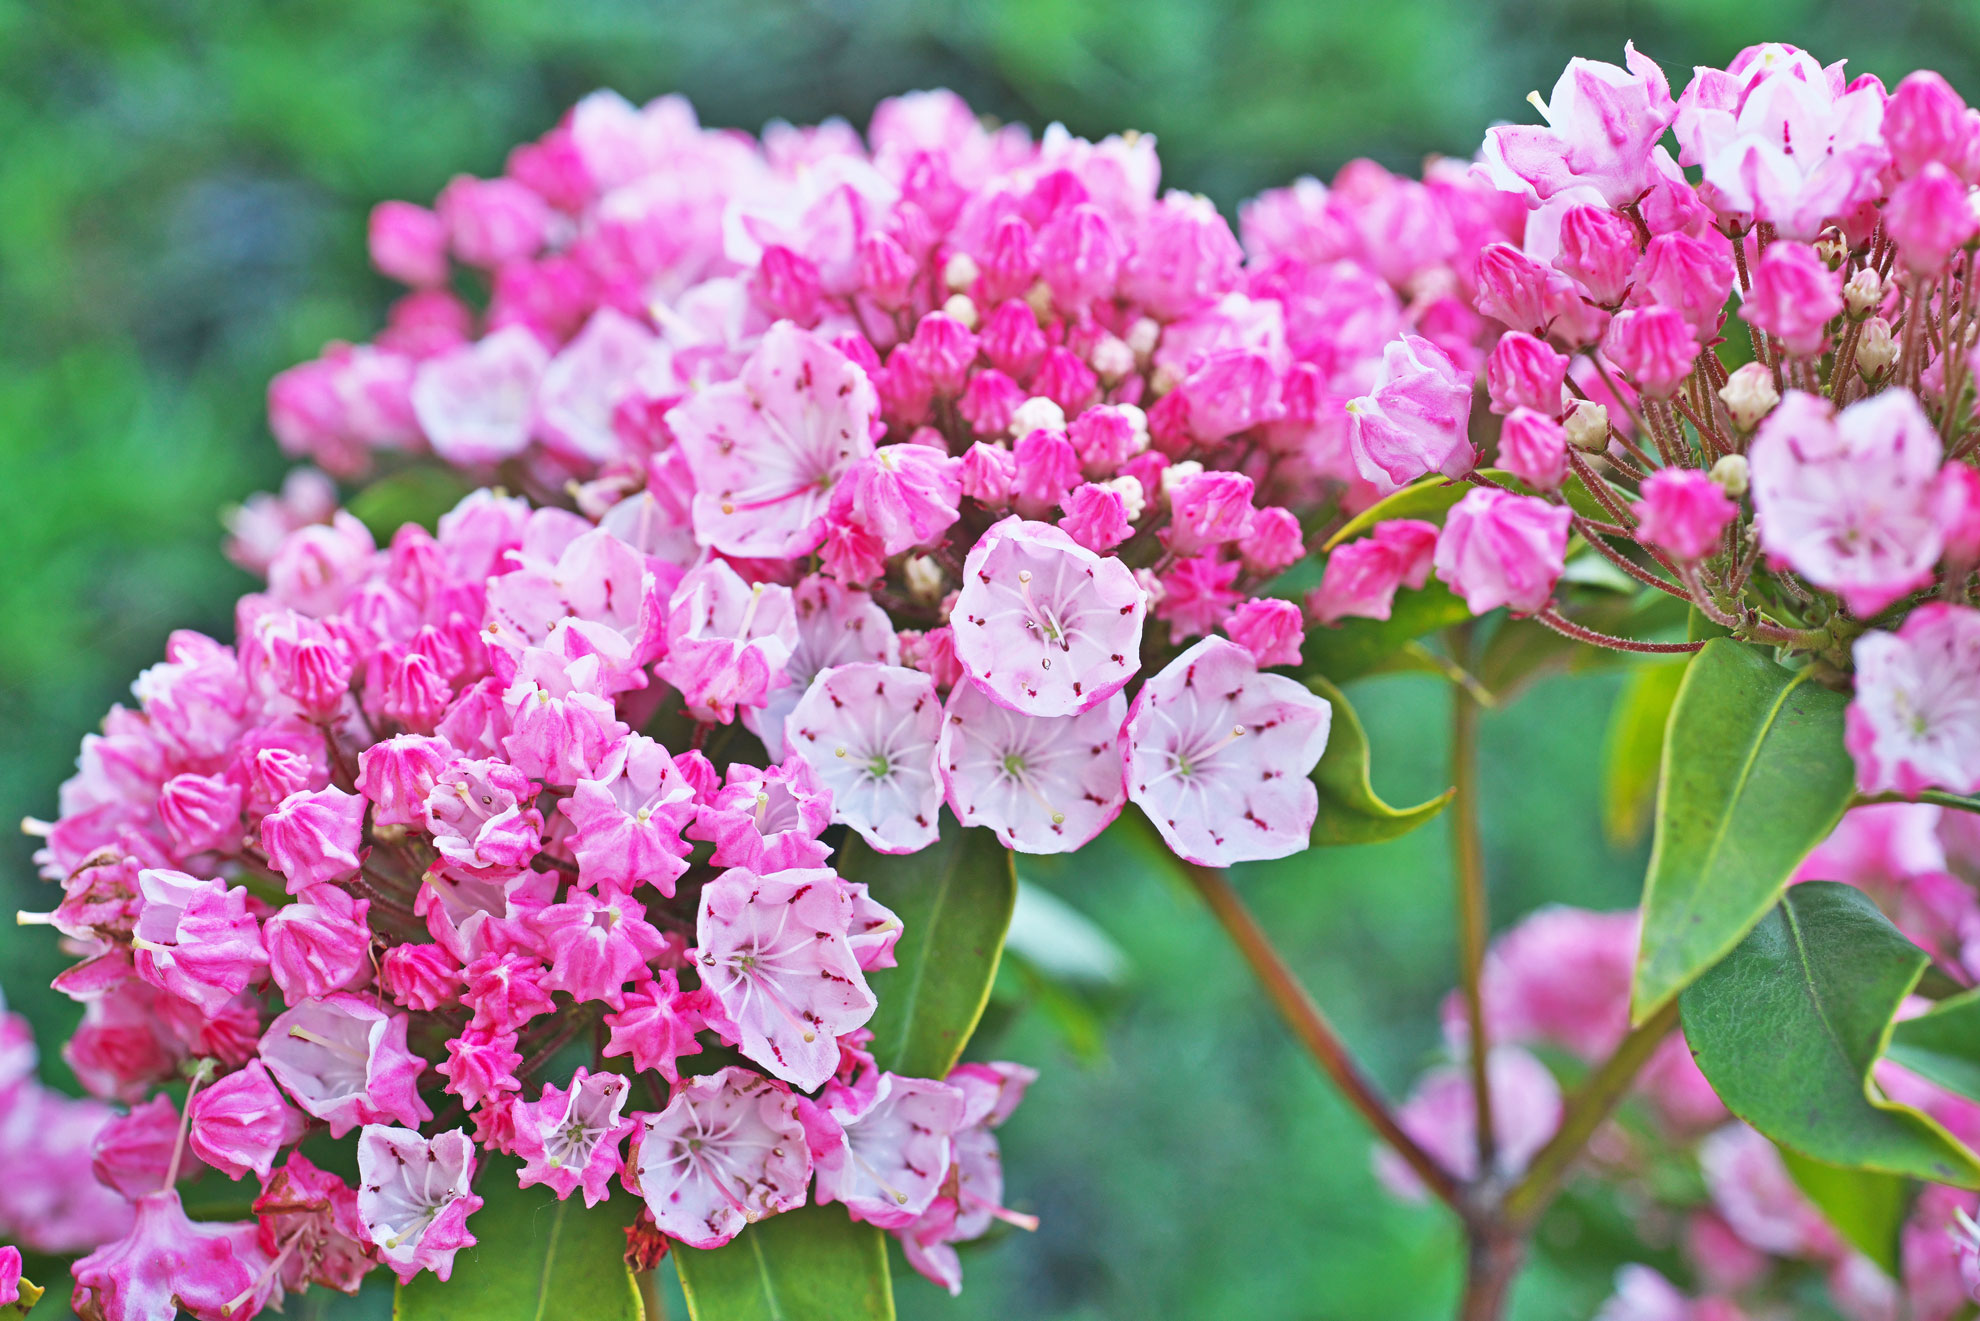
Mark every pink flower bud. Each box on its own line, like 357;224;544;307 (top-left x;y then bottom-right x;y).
1887;163;1980;276
1485;333;1569;416
356;733;455;829
1011;428;1081;519
980;299;1048;381
857;232;917;310
1940;461;1980;565
1037;203;1124;310
978;216;1040;304
159;772;244;856
1165;470;1257;554
1059;481;1135;553
379;942;462;1012
1033;345;1099;415
1631;232;1733;340
188;1060;307;1180
956;368;1025;436
1223;597;1304;668
1180;350;1283;441
1742;241;1843;357
368;200;449;288
1239;505;1304;576
960;441;1016;508
1433;488;1571;615
1636;468;1738;560
1602;306;1697;399
93;1095;203;1196
753;245;824;325
1120;195;1242;320
1554;205;1639;306
900;312;979;396
1885;71;1975;181
1498;408;1570;491
260;786;366;893
435;174;550;269
1476;242;1582;338
1307;520;1437;624
264;884;374;1001
1068;404;1140;476
1346;334;1476;485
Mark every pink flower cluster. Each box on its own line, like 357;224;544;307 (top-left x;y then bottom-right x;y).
1379;804;1980;1319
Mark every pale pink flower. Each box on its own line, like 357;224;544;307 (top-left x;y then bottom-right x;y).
1433;488;1571;615
356;734;454;830
410;325;551;467
559;734;697;895
252;1152;373;1296
499;645;631;787
1122;636;1333;866
130;868;267;1013
1750;389;1946;616
356;1125;482;1283
937;681;1126;853
1698;1121;1840;1259
512;1068;637;1207
1593;1265;1695;1321
424;758;544;877
628;1066;811;1248
951;516;1146;718
1345;334;1476;486
1848;605;1980;797
695;866;877;1090
1483;43;1678;206
534;308;660;465
1375;1047;1563;1199
656;560;799;724
832;440;964;556
814;1071;967;1229
667;321;879;557
785;663;944;854
436;174;549;267
260;994;432;1138
742;575;900;760
528;887;669;1007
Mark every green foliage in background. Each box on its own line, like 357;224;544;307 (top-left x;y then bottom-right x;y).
8;2;1980;1317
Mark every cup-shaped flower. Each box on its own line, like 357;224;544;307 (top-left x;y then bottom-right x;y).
1847;605;1980;797
528;887;669;1008
950;517;1145;718
602;972;708;1085
409;325;549;467
814;1071;967;1229
1122;637;1333;866
252;1152;373;1296
260;994;432;1138
785;663;943;854
1482;43;1677;206
695;866;877;1091
130;869;267;1014
558;734;697;895
512;1068;637;1208
356;1125;482;1284
1345;334;1476;487
937;681;1126;853
628;1066;812;1249
424;759;543;877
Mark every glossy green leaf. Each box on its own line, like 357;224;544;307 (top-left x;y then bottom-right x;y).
1601;660;1688;848
1632;640;1855;1023
1778;1145;1909;1276
674;1204;893;1321
346;464;473;541
394;1159;641;1321
1306;675;1453;846
844;816;1016;1079
1889;988;1980;1103
1680;882;1980;1188
1301;581;1474;685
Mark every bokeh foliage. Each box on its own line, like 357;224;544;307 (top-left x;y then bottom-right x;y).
6;1;1980;1316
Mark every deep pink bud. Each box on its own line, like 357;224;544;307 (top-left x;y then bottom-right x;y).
1224;597;1304;668
435;174;549;268
956;367;1025;436
1037;203;1124;310
978;216;1040;305
1240;506;1304;575
1346;334;1476;485
1059;482;1136;553
1485;333;1569;417
1554;205;1639;306
1433;488;1571;615
1743;241;1843;357
1630;232;1732;340
1180;351;1283;441
754;245;824;325
980;299;1048;382
1068;404;1140;477
356;734;455;829
188;1060;307;1180
259;786;366;893
1885;71;1974;181
1497;409;1570;491
368;200;449;288
857;232;917;310
1166;471;1256;555
1033;345;1098;415
263;884;373;1001
1603;306;1697;399
159;772;244;856
1941;461;1980;566
1887;163;1980;276
901;313;980;396
379;943;462;1012
1120;194;1242;320
1476;242;1576;336
960;441;1016;507
1636;468;1737;560
1011;428;1081;519
93;1095;203;1196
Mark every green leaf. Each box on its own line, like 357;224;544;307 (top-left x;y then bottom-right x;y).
1889;988;1980;1103
1305;675;1453;846
1778;1145;1909;1276
1301;581;1474;685
1601;660;1688;848
674;1204;893;1321
1680;882;1980;1188
1632;639;1855;1023
843;815;1017;1079
394;1158;642;1321
347;465;473;541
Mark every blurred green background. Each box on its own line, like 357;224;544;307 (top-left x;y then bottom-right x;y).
6;1;1980;1317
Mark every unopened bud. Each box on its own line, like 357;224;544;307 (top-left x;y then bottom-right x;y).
1126;316;1161;360
942;252;980;293
1090;334;1135;384
1710;453;1750;498
1008;395;1066;437
1160;460;1205;500
1813;226;1848;271
1117;402;1151;452
1102;474;1148;522
1843;266;1883;320
903;554;945;606
1857;316;1899;380
1564;398;1610;452
1718;361;1780;431
941;293;979;330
